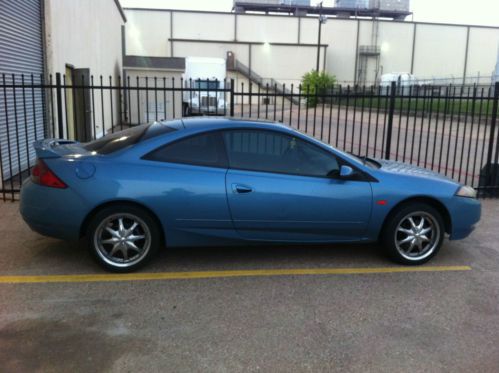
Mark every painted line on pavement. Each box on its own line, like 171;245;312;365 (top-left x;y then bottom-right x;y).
0;265;471;284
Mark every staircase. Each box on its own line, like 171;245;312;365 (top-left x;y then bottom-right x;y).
228;59;300;105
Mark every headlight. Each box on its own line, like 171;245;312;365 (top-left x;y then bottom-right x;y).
455;185;477;198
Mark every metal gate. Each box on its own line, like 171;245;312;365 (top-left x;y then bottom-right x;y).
0;76;498;200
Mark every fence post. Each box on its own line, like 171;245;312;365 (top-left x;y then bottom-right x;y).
485;82;499;188
384;81;397;160
230;78;235;117
55;72;64;138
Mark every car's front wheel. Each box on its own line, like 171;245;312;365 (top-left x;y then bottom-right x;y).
382;203;445;265
87;205;161;272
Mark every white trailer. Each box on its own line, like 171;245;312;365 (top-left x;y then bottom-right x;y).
379;72;419;95
379;72;417;87
182;57;227;116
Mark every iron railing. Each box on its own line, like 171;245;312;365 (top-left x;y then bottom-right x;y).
1;72;498;201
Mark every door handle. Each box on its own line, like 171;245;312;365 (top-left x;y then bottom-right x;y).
232;184;253;194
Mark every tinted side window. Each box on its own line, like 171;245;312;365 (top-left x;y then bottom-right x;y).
223;130;339;177
144;132;228;168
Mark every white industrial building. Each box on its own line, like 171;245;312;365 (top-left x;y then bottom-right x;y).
124;7;499;87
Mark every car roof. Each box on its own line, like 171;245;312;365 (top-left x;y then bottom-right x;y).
180;117;290;131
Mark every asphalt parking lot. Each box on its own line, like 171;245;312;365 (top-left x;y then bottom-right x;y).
0;200;498;372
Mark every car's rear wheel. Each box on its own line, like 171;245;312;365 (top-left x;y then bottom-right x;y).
87;205;160;272
382;203;444;265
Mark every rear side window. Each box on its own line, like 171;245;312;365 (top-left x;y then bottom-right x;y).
83;122;176;155
143;132;228;168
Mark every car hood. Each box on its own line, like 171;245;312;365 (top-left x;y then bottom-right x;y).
375;159;458;184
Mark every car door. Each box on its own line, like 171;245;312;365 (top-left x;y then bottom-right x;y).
141;131;234;246
223;129;373;242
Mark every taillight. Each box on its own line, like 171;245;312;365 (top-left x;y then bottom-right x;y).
31;159;67;189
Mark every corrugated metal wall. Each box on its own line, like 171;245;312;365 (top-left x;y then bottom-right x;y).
0;0;45;182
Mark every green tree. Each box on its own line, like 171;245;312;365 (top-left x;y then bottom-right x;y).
300;70;336;107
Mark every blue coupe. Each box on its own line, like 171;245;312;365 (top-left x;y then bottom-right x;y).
20;118;481;272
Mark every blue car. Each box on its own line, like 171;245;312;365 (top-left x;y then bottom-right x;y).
20;118;481;272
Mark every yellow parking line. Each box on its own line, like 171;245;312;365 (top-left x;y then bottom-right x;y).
0;265;471;284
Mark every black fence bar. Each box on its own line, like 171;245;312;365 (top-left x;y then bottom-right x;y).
11;74;22;188
1;74;499;201
384;81;397;160
485;82;499;190
171;77;175;119
90;76;97;137
118;75;124;131
109;76;115;134
55;73;64;137
229;79;235;116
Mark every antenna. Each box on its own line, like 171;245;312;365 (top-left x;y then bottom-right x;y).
495;42;499;83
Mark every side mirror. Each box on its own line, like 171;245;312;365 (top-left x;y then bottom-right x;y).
339;165;354;179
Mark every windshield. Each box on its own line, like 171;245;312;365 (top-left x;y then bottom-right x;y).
348;153;381;169
309;135;381;169
193;80;220;90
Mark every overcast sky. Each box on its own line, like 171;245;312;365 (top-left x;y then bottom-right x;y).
120;0;499;27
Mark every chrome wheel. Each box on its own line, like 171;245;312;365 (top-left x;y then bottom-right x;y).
94;213;151;268
394;211;441;261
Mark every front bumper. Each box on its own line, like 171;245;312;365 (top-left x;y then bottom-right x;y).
448;196;481;240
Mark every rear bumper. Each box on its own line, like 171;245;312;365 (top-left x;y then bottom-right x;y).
448;196;481;240
20;179;87;240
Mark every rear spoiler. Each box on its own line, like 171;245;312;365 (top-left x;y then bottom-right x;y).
33;139;79;159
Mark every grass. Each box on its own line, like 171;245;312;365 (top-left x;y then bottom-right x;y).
337;95;497;118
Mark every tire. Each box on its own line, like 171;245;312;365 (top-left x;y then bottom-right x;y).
183;104;192;117
87;204;161;272
381;202;445;265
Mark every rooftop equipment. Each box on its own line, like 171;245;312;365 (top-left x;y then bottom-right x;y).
233;0;412;19
336;0;410;12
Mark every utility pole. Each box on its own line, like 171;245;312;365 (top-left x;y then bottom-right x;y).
316;2;326;72
494;42;499;83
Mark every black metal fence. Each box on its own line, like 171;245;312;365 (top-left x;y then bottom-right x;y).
1;72;498;201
